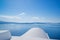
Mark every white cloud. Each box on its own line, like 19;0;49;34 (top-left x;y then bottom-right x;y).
0;13;60;23
17;12;25;16
0;15;21;22
32;17;40;20
31;16;40;22
0;12;26;22
0;15;41;22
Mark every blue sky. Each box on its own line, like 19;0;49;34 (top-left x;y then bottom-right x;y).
0;0;60;22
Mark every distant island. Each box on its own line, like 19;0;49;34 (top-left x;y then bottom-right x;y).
0;21;60;24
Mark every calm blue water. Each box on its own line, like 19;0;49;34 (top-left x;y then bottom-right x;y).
0;23;60;39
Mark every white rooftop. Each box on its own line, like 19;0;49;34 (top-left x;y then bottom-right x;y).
0;28;56;40
0;30;11;40
21;27;49;39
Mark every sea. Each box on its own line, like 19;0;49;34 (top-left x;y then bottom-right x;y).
0;23;60;39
